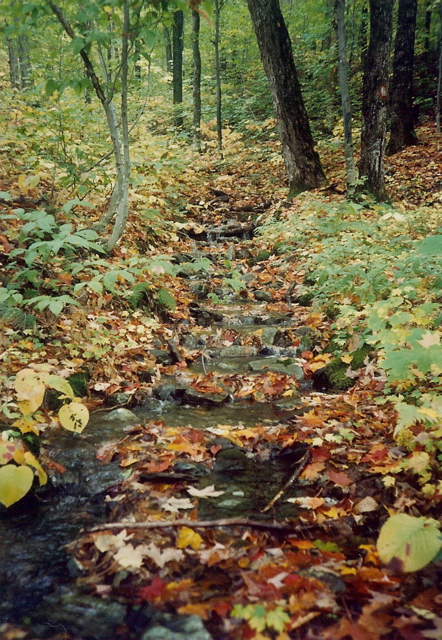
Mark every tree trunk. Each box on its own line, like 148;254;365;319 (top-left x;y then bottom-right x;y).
424;0;432;55
335;0;356;195
359;0;394;201
246;0;326;196
164;27;172;74
48;1;129;251
7;36;21;89
172;10;184;128
214;0;223;156
106;0;130;252
191;9;202;152
437;2;442;133
387;0;418;155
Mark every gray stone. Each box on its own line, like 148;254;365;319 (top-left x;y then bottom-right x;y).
254;290;273;302
149;348;174;365
99;408;139;424
219;345;258;357
249;357;304;379
142;614;213;640
183;386;231;406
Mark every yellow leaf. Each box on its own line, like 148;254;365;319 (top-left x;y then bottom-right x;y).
407;451;430;473
58;402;89;433
177;526;203;550
14;368;47;414
341;354;353;364
24;452;48;485
0;464;34;507
417;332;440;348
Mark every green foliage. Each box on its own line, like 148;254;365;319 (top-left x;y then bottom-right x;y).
260;198;442;453
231;603;290;633
0;368;89;507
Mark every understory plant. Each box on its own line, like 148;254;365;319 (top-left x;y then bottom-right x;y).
0;368;89;507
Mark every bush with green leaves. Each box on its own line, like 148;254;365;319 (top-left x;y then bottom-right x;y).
259;197;442;452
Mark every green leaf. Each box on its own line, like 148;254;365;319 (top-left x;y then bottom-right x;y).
0;191;12;201
266;608;291;633
415;235;442;256
46;375;75;400
377;514;442;572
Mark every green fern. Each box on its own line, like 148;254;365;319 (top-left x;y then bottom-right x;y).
156;287;176;312
0;304;37;329
127;282;151;309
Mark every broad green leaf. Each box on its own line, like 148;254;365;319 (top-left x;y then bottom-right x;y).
415;235;442;256
377;514;442;572
266;608;291;633
0;464;34;507
59;402;89;433
0;191;12;201
46;375;75;400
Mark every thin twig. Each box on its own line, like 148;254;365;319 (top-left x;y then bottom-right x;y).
261;449;311;513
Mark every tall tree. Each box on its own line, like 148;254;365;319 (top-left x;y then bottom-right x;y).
191;9;202;151
359;0;394;201
335;0;356;195
214;0;223;156
246;0;326;195
172;9;184;128
387;0;418;155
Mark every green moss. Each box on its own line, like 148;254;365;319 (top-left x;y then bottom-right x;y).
323;345;374;391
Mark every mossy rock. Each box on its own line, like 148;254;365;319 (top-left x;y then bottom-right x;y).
313;345;373;391
248;249;271;265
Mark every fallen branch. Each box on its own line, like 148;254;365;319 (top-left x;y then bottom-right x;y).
86;517;311;534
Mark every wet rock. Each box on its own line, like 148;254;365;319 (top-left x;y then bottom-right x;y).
188;281;209;299
149;348;174;365
142;613;213;640
236;247;253;260
249;357;304;379
261;327;281;345
213;448;248;474
183;385;231;406
105;392;132;407
153;382;189;403
254;290;273;302
98;407;139;424
34;588;126;639
219;345;258;358
171;252;194;264
254;313;289;326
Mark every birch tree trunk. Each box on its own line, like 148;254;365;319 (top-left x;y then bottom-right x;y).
47;1;130;251
387;0;418;155
359;0;394;201
246;0;326;196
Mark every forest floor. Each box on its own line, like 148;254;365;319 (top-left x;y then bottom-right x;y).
1;121;442;640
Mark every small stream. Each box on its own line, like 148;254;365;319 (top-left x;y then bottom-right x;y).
0;223;316;639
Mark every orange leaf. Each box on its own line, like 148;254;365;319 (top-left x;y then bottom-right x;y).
328;470;353;487
301;462;325;481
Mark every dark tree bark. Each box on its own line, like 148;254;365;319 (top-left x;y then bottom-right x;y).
387;0;418;155
335;0;356;195
172;10;184;128
191;9;202;151
164;27;172;74
246;0;326;196
359;0;394;201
